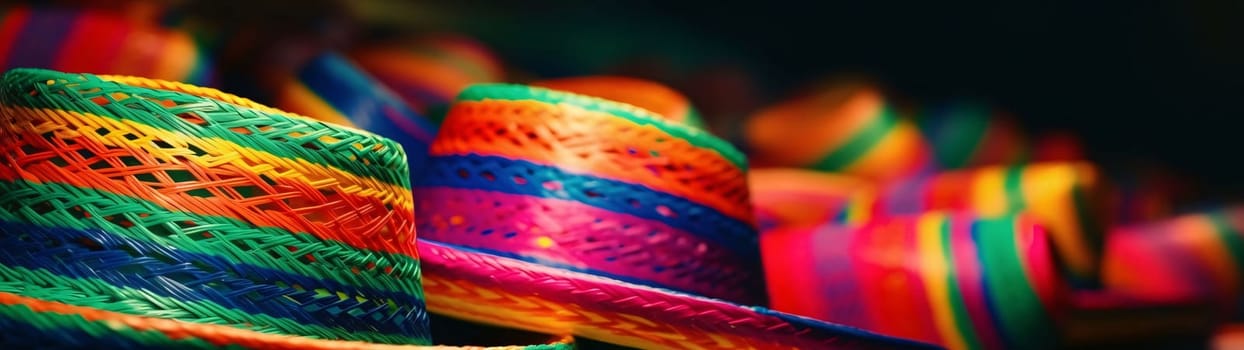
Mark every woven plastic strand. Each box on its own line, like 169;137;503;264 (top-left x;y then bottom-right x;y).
0;292;575;350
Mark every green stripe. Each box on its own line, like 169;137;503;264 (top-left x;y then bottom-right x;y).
925;105;990;169
940;218;984;350
0;302;241;349
1002;164;1026;213
1208;212;1244;277
0;68;410;189
976;218;1055;350
457;84;747;170
683;105;707;129
0;179;424;299
0;264;428;345
810;105;900;171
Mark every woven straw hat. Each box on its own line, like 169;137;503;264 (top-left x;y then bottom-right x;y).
0;68;571;349
412;83;939;349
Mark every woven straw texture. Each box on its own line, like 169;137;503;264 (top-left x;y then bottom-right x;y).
0;290;574;349
0;5;214;85
419;239;939;350
418;83;764;305
839;162;1107;287
762;213;1062;350
0;68;429;345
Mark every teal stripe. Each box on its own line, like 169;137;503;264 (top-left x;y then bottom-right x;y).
975;218;1055;350
940;218;984;350
1002;164;1026;212
457;83;747;170
0;179;423;299
810;106;900;171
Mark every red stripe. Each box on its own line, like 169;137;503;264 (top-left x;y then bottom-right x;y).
0;7;32;64
53;12;130;74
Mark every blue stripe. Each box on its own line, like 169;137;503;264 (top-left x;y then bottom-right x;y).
0;220;429;340
5;8;79;70
416;154;759;259
298;53;437;171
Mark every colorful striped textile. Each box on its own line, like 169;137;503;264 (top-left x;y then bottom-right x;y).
0;68;431;345
415;83;939;349
762;213;1062;350
351;34;504;121
0;5;213;85
744;81;930;183
750;168;870;231
271;52;437;173
839;162;1107;287
916;101;1027;169
531;75;706;128
1102;208;1244;318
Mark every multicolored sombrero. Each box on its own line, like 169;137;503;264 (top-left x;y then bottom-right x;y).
413;83;939;349
839;162;1108;287
915;101;1027;169
351;34;504;119
531;75;706;128
271;52;438;173
749;168;870;231
761;212;1062;350
1102;207;1244;318
0;5;214;85
744;80;930;183
0;68;571;349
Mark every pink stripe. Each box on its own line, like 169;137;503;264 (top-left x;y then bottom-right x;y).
414;187;759;304
949;214;1006;349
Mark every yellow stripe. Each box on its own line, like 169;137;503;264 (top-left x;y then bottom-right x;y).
970;167;1010;216
1;106;412;211
1019;163;1093;277
918;214;968;350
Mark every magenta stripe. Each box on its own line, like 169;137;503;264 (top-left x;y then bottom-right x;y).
417;239;940;349
414;187;761;304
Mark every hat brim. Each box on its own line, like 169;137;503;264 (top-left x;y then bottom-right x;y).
418;239;941;350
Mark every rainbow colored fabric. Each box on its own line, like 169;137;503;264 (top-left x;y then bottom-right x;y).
749;168;869;231
762;213;1061;350
839;162;1107;287
272;53;438;173
744;81;930;183
0;5;213;85
0;68;430;345
1103;208;1244;318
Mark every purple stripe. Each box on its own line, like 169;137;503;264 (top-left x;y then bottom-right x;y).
5;8;78;69
884;175;932;215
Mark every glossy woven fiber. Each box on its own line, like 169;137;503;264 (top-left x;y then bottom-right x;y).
744;81;930;182
0;5;213;85
1102;208;1244;318
351;34;504;118
916;102;1027;169
531;75;706;128
840;162;1107;287
750;168;870;231
418;83;762;305
273;52;437;173
0;291;576;349
0;68;429;344
418;239;940;350
762;213;1062;350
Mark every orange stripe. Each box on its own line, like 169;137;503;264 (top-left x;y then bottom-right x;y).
0;128;407;246
532;76;692;123
0;291;548;350
745;85;884;166
432;100;752;222
352;49;478;100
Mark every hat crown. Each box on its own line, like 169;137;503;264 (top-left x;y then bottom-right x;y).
416;83;766;304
